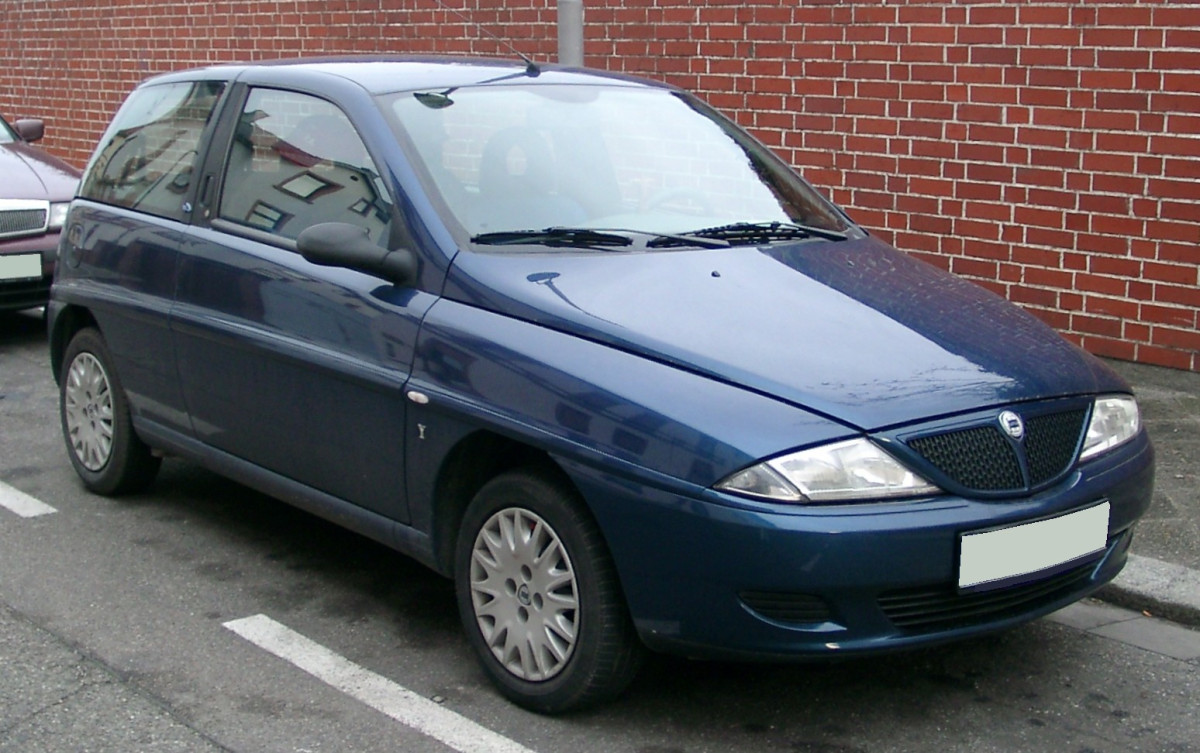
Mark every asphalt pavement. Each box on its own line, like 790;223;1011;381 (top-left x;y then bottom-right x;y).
2;309;1199;752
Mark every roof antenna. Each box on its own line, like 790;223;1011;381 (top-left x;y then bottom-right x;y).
428;0;540;77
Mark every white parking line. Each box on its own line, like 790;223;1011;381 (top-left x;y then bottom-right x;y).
223;614;536;753
0;480;57;518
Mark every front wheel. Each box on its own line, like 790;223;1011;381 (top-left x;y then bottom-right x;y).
455;469;644;713
60;328;161;495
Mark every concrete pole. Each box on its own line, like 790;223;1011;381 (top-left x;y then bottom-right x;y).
558;0;584;67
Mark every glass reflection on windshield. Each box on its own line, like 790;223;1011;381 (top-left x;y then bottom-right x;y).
383;85;848;246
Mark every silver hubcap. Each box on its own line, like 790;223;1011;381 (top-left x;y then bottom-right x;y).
469;507;579;682
64;352;114;472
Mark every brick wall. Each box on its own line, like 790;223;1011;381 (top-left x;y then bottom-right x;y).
2;0;1197;371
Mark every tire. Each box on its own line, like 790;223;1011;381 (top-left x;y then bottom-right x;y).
59;328;161;495
455;468;644;713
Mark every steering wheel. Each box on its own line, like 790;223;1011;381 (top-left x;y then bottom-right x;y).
641;186;715;215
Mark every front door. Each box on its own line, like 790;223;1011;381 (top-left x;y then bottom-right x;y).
171;87;433;522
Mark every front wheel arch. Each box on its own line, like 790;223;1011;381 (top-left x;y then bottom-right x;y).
454;467;645;712
428;431;557;576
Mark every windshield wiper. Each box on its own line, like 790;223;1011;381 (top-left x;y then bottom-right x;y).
471;227;634;249
640;231;730;249
684;221;848;244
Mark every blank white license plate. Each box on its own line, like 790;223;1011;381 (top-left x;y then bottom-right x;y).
958;502;1110;591
0;254;42;281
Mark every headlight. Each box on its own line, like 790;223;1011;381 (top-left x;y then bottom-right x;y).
715;438;941;503
48;201;71;230
1079;395;1140;462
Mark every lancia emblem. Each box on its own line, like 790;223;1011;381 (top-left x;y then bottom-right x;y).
998;410;1025;440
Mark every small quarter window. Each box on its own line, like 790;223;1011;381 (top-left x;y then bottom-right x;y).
218;89;392;245
80;81;225;221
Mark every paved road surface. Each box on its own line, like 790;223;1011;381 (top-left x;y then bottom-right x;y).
3;310;1197;753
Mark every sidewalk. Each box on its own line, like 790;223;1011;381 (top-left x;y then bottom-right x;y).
1097;359;1200;628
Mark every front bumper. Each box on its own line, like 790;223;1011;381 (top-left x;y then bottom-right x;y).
0;232;58;311
567;430;1154;660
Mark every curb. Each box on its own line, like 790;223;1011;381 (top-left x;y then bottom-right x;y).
1096;553;1200;630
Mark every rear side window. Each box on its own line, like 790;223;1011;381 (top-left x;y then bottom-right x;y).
217;88;392;245
80;81;225;222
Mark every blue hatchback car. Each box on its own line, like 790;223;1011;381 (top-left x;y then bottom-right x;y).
49;57;1153;712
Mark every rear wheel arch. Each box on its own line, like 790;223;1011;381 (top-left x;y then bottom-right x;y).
50;305;100;385
59;326;161;494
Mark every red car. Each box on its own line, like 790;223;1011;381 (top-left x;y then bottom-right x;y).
0;115;80;312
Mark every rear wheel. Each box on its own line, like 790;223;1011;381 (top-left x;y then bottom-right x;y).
60;328;160;495
455;468;644;713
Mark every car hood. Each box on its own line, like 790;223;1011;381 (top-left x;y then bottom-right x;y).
443;236;1125;431
0;142;80;201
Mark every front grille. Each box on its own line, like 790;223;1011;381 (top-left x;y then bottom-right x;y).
908;425;1023;491
904;406;1088;494
0;207;48;239
1025;409;1088;486
877;562;1094;633
740;591;834;625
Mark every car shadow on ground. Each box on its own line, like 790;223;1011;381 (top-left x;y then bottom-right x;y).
117;458;1090;743
62;422;1186;753
0;309;46;347
126;459;463;642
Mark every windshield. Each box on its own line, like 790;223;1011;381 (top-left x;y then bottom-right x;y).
380;84;851;247
0;117;15;143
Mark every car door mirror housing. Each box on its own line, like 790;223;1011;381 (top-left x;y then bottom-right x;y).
297;222;416;286
13;118;45;143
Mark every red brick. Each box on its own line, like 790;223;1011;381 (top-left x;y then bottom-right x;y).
1156;284;1200;308
1012;285;1060;308
1092;215;1146;237
952;257;1000;279
1015;167;1064;188
1143;304;1197;328
1085;295;1140;320
1166;114;1200;137
1156;71;1195;94
1096;91;1151;112
1077;273;1129;297
1125;323;1151;343
1157;50;1200;71
1073;314;1124;338
1025;266;1074;288
1157;240;1200;264
969;6;1017;26
1084;336;1138;361
1027;227;1075;249
1149;178;1200;202
971;47;1017;66
1090;255;1142;278
1136;346;1195;371
1081;27;1137;48
1143;262;1199;286
1027;67;1078;88
1097;49;1152;70
1096;132;1151;154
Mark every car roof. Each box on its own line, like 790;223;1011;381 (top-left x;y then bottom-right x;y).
142;55;667;96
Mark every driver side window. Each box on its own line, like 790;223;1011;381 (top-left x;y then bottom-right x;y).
218;89;392;245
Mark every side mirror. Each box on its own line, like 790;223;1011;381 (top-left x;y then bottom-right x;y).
13;118;45;143
296;222;416;286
